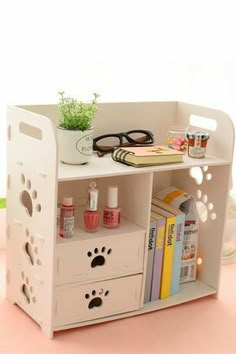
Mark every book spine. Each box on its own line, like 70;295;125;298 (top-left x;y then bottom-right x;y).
112;148;133;165
160;216;175;299
144;219;157;303
170;214;185;295
150;218;165;301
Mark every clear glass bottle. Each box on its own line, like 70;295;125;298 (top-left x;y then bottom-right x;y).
167;126;188;153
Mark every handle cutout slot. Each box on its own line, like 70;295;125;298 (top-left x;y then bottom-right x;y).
189;115;217;131
19;122;42;140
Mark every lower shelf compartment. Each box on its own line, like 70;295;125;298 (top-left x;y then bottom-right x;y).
143;279;216;311
54;280;216;331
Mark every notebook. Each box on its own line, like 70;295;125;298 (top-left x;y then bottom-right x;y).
112;145;184;167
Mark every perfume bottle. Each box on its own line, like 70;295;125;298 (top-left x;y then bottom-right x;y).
59;197;75;238
103;185;121;229
84;182;100;232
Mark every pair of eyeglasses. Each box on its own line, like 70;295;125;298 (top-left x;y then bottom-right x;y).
93;129;154;157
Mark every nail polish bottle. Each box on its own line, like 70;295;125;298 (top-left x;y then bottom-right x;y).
103;185;121;229
60;197;75;238
84;182;100;232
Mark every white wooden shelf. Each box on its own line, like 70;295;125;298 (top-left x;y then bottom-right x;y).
6;101;234;338
58;153;230;181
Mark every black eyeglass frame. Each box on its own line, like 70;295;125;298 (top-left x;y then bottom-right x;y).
93;129;154;154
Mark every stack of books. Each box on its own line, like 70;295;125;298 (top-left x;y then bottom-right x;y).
144;198;185;303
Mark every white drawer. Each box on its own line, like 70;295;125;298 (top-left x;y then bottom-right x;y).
55;228;145;285
54;274;142;327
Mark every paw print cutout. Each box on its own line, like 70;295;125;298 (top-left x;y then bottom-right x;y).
20;174;41;217
196;190;216;223
85;289;109;309
87;247;112;268
189;166;212;186
24;228;42;267
189;167;216;223
21;273;37;305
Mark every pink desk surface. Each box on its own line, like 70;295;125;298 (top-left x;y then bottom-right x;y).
0;249;236;354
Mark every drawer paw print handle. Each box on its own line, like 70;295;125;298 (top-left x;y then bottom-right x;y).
87;247;112;268
85;289;109;309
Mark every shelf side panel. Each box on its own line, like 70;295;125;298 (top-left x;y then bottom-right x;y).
171;165;231;292
6;105;58;338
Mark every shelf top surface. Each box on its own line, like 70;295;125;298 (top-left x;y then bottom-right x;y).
57;218;145;244
58;153;230;181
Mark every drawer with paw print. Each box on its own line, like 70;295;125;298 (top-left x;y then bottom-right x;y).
56;222;145;285
54;274;142;327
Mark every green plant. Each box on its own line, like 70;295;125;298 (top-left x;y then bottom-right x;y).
58;91;99;131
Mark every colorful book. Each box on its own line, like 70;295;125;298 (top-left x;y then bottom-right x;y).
151;205;176;299
156;186;199;284
150;212;165;301
144;218;157;303
112;145;184;167
152;198;185;295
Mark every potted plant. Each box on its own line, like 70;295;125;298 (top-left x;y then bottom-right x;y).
57;91;99;164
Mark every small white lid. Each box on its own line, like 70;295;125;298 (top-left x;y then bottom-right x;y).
107;186;118;208
63;197;73;206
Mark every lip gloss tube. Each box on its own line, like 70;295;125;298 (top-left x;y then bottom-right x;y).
103;185;121;229
84;182;100;232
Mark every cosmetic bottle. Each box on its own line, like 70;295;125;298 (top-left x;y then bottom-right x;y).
84;182;100;232
103;185;121;229
60;197;75;238
186;131;210;158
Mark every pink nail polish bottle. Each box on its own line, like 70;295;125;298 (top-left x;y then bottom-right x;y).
103;185;121;229
84;182;100;232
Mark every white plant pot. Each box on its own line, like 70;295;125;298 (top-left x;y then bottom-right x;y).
57;127;94;165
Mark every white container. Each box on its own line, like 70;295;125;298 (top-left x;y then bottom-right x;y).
57;127;94;164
